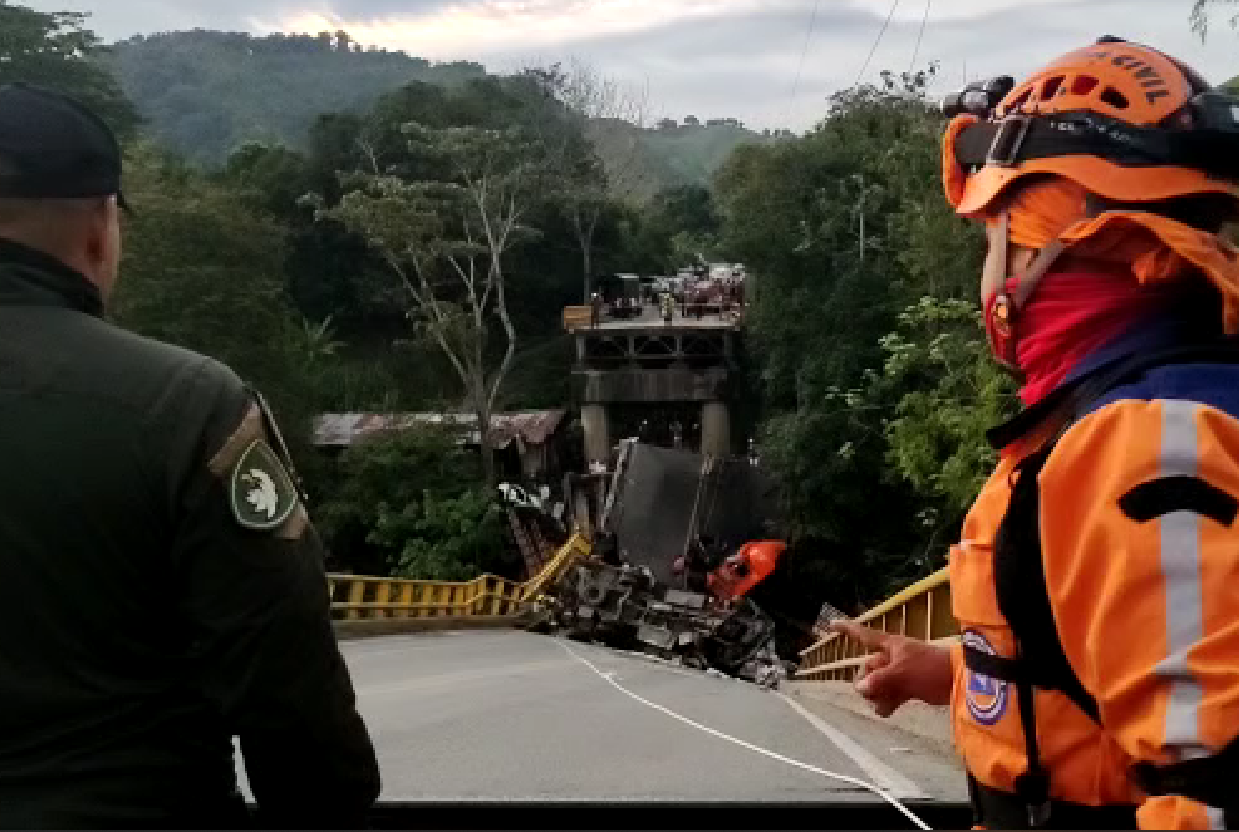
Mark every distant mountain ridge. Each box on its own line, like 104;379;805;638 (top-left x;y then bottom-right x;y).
586;117;774;201
107;29;776;196
107;30;486;165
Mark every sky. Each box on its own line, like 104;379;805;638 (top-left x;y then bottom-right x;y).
27;0;1239;132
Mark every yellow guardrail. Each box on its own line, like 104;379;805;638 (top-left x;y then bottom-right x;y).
795;567;959;681
328;532;591;621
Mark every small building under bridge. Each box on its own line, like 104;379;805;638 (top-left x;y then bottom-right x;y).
312;410;569;483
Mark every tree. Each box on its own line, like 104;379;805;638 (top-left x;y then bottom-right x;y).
314;425;509;577
520;60;652;302
105;31;486;164
633;185;722;273
1191;0;1239;36
374;489;513;581
111;143;316;456
714;67;991;607
683;115;700;127
0;1;139;136
318;122;549;485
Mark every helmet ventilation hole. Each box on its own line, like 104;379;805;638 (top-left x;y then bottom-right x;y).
1041;76;1065;99
1071;75;1099;95
1008;87;1033;113
1100;87;1129;109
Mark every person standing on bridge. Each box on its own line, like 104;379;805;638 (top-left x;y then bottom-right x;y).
0;83;379;829
833;40;1239;829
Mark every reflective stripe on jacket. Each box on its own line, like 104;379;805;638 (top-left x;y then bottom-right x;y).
950;322;1239;829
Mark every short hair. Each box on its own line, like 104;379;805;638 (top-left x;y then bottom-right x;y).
0;149;111;226
0;151;111;255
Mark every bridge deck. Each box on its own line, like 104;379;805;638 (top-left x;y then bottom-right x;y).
590;305;740;331
237;631;964;813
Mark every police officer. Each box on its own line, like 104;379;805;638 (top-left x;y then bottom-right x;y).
834;40;1239;829
0;83;379;828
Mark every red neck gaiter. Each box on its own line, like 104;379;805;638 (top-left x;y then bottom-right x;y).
1015;265;1170;406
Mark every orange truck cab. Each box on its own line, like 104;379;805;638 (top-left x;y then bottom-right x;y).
707;540;786;601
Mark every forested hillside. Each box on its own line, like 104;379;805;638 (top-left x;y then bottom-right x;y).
717;69;1014;615
106;31;486;165
588;117;776;201
0;2;1041;614
106;30;773;192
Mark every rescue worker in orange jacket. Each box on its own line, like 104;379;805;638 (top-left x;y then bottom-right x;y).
833;38;1239;830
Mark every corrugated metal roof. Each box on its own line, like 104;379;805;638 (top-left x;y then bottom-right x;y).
312;410;567;449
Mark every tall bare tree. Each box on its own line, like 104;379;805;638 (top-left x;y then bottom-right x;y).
1191;0;1239;38
527;59;655;302
316;123;545;484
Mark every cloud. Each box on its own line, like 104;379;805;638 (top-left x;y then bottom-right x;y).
259;1;794;54
22;0;1239;131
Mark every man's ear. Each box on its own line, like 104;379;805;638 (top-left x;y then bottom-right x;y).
82;198;109;256
82;197;121;296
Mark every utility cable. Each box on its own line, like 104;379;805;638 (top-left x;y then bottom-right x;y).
854;0;902;88
909;0;932;75
790;0;823;103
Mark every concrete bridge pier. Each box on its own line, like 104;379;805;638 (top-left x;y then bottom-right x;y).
582;403;611;467
700;401;731;458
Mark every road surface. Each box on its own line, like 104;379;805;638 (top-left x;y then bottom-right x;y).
239;630;965;806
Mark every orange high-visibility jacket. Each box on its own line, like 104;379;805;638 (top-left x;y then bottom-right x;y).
950;329;1239;830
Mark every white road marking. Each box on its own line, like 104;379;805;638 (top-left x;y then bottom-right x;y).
778;693;928;801
557;640;931;831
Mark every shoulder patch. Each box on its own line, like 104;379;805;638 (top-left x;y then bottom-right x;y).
229;439;300;531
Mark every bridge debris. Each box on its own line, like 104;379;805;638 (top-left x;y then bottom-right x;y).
532;559;791;687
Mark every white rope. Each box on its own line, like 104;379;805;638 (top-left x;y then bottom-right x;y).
557;640;932;830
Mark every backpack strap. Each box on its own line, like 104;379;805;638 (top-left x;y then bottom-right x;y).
968;338;1239;828
1134;734;1239;819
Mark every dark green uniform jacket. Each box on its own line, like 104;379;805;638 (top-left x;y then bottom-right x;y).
0;240;380;829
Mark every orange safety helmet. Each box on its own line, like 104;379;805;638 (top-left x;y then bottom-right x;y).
943;37;1239;219
942;38;1239;372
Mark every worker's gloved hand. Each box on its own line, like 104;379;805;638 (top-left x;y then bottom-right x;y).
828;621;953;717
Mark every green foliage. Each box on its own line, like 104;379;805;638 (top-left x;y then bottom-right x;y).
0;2;139;136
321;427;474;538
589;118;777;202
111;143;309;424
107;30;485;165
717;67;1006;606
641;122;772;193
872;298;1016;514
312;79;601;483
629;185;724;273
376;490;512;581
315;426;514;580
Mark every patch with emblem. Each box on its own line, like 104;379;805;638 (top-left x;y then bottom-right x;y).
229;439;299;531
963;629;1010;726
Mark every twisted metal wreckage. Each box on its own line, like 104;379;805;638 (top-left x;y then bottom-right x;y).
520;440;794;687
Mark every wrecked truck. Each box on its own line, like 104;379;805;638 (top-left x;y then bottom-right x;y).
536;442;792;686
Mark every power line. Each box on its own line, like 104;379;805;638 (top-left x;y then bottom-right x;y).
908;0;932;75
790;0;822;102
853;0;901;88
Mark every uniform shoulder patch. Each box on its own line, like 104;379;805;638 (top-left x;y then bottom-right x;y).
229;439;300;531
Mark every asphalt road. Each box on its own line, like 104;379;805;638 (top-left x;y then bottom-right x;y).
245;630;967;807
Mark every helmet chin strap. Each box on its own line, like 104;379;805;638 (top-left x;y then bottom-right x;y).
986;211;1069;376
